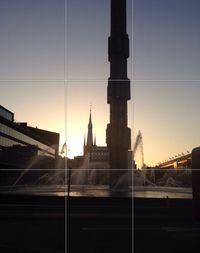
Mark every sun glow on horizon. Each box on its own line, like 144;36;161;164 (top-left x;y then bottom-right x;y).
66;135;84;158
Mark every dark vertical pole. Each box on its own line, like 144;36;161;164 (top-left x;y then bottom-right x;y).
106;0;131;189
67;167;71;197
192;148;200;220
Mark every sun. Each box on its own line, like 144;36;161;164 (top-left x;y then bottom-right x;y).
59;133;84;158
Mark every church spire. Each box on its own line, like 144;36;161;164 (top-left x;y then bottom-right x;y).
86;108;93;147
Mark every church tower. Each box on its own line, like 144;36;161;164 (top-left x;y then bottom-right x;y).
84;109;94;155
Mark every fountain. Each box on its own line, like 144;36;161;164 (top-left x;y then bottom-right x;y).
133;131;147;185
12;144;62;187
12;152;42;187
133;130;144;169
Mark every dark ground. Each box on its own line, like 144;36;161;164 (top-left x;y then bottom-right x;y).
0;194;132;253
0;194;199;253
134;198;200;253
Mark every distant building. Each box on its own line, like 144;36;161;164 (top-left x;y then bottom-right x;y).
83;109;109;161
70;110;133;186
0;105;60;185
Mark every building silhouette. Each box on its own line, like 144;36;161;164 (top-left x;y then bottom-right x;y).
0;105;59;185
69;110;132;186
83;109;96;155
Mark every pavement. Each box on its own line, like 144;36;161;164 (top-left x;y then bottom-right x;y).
1;192;199;253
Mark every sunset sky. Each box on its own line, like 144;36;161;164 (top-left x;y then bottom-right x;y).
0;0;200;166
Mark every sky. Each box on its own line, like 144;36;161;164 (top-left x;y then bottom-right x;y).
0;0;200;166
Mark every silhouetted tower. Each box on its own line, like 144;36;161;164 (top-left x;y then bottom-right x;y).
106;0;131;189
84;109;94;154
94;135;96;146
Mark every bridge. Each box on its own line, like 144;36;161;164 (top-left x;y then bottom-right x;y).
157;153;191;169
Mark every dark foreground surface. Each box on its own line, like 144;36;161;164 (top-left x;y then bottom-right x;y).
0;191;200;253
0;193;132;253
135;198;200;253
